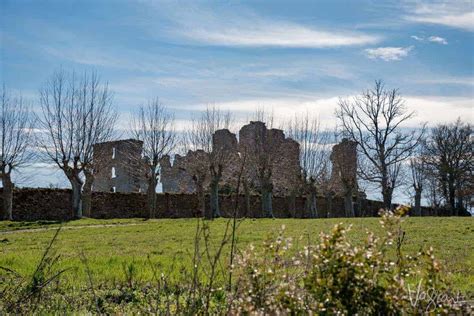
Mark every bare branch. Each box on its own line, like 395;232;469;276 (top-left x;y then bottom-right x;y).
335;80;425;208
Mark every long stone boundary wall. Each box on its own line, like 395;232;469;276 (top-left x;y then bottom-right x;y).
0;188;440;221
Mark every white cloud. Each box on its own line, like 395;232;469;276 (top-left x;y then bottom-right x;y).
163;6;380;48
185;24;379;48
428;36;448;45
410;35;448;45
364;46;413;61
405;1;474;32
189;95;474;131
187;96;341;128
411;35;424;41
412;76;474;86
404;96;474;125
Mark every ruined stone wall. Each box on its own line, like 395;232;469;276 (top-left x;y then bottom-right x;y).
160;154;195;193
93;139;148;193
0;188;440;221
160;122;302;196
329;138;358;196
239;122;302;196
160;129;242;194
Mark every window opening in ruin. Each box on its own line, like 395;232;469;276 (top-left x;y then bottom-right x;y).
111;186;116;193
112;147;116;159
111;167;117;178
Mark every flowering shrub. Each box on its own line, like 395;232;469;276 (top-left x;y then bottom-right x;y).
228;206;469;314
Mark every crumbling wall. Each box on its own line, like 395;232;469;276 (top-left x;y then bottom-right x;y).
160;154;195;193
160;122;302;196
239;122;302;196
329;138;358;196
93;139;148;193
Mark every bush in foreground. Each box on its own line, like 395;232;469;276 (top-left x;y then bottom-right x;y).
0;207;472;314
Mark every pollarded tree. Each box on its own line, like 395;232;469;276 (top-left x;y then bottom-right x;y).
336;80;425;209
240;109;282;218
0;87;34;220
287;112;330;218
183;106;233;219
37;70;116;218
80;76;117;217
131;98;177;218
408;154;426;216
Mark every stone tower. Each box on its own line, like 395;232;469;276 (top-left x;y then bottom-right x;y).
92;139;148;193
329;138;358;195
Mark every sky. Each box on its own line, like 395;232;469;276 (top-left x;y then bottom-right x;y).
1;0;473;197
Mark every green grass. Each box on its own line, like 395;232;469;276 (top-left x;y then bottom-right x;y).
1;217;473;294
0;218;146;231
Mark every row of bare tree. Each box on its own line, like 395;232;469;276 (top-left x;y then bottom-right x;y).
1;71;472;220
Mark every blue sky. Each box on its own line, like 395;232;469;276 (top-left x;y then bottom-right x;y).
1;0;473;192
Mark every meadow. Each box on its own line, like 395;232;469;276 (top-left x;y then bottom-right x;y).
1;216;473;295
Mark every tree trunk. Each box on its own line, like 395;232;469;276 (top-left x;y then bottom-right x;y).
289;190;297;217
355;192;365;217
147;177;157;218
209;177;221;219
414;189;422;216
197;185;208;219
325;191;333;218
382;186;393;210
2;174;14;221
448;181;456;216
381;172;393;210
261;182;273;218
344;188;354;217
82;170;94;218
306;183;318;218
69;177;83;219
456;194;464;216
243;180;251;217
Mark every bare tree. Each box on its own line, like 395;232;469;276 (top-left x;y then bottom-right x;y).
240;110;281;217
252;107;275;129
423;118;473;215
81;79;117;217
0;87;34;220
183;106;233;219
131;98;177;218
408;155;426;216
37;70;115;218
336;80;425;209
287;112;330;218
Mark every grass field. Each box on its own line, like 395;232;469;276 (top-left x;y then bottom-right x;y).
1;217;473;295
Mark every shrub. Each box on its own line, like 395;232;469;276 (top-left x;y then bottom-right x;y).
227;206;469;314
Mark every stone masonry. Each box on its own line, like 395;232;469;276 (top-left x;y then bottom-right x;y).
239;121;301;195
93;130;358;199
160;121;302;196
93;139;148;193
3;187;435;222
329;138;358;196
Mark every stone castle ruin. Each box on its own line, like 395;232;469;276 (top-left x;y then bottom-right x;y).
159;121;357;198
160;121;302;196
92;139;148;193
91;123;358;201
